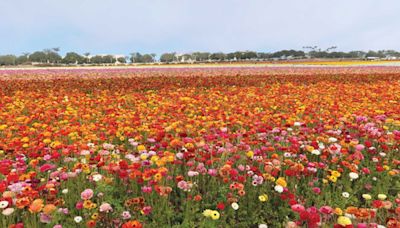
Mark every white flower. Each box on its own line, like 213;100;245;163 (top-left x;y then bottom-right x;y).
342;192;350;198
311;150;320;155
294;122;301;127
231;202;239;210
283;152;291;157
287;128;293;132
379;152;386;157
318;143;325;149
344;213;355;219
92;174;102;182
74;216;83;223
274;185;284;193
378;194;387;200
0;200;9;209
2;208;14;216
62;189;69;194
328;137;337;143
259;224;268;228
349;172;359;180
377;225;386;228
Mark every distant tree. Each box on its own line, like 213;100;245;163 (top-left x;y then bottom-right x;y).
257;52;272;60
228;51;243;60
197;52;210;61
242;51;258;59
102;55;116;64
347;51;366;59
141;54;155;63
272;50;305;59
62;52;84;64
0;55;17;65
130;52;143;63
29;51;47;63
117;57;127;63
16;53;30;65
365;51;385;58
160;53;176;63
210;52;227;61
90;55;104;64
47;52;62;63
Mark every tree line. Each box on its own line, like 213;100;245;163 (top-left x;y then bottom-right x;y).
1;48;400;66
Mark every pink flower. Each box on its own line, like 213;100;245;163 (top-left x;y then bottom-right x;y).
291;204;305;213
121;211;131;220
39;163;56;172
99;202;113;213
188;171;199;177
207;169;217;176
319;206;333;215
355;144;365;151
40;213;52;223
312;187;321;194
75;201;83;210
142;206;152;215
81;189;94;200
141;186;152;193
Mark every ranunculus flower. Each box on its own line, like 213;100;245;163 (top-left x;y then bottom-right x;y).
39;163;56;172
29;199;44;213
99;202;113;213
81;189;94;200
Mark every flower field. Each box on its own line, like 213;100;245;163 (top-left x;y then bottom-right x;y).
0;66;400;227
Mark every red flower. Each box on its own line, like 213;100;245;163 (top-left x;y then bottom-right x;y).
217;202;225;210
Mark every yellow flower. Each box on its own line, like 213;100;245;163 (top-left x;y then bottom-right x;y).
91;212;99;220
246;151;254;158
153;173;162;181
202;209;213;217
258;194;268;202
305;145;314;152
140;154;148;160
275;177;287;188
83;200;92;209
328;175;337;183
331;170;341;178
337;216;352;226
210;210;220;220
137;145;146;151
362;194;372;200
334;208;343;216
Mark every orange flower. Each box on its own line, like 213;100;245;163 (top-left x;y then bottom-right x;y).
29;199;44;213
122;220;142;228
16;197;31;209
43;204;57;215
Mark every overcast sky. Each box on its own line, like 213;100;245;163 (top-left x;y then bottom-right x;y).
1;0;400;55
